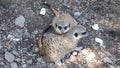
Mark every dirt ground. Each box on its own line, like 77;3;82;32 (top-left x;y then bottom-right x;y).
0;0;120;68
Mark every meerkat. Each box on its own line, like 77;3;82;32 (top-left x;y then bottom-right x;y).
38;24;88;64
43;3;78;34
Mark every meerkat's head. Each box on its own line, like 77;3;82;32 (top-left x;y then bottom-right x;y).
54;20;70;34
72;25;88;40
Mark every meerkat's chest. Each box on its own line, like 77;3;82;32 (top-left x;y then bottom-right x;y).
43;34;75;54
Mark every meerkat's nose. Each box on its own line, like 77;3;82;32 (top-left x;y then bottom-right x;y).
61;29;66;34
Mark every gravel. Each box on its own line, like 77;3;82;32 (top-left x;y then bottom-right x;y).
0;0;120;67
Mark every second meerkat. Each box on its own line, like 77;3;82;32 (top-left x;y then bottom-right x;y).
44;3;77;34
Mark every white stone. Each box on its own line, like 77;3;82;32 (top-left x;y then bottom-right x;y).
5;52;15;62
92;24;99;30
10;62;18;68
72;51;78;56
15;15;25;27
7;34;13;39
95;37;103;46
7;34;20;41
12;38;20;41
40;8;46;15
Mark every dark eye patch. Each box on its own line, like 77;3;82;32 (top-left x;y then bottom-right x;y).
81;32;87;35
58;26;62;30
74;33;78;37
64;26;68;30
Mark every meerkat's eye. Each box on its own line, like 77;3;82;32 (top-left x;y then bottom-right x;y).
74;33;78;37
64;26;68;30
81;32;87;35
58;26;62;30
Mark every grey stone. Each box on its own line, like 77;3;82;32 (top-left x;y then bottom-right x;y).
10;62;18;68
5;52;15;62
74;12;82;18
15;15;25;27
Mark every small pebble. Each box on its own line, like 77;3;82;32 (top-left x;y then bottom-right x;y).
7;34;20;41
103;57;113;64
15;58;21;62
92;24;99;30
74;12;82;18
40;8;46;15
5;52;15;62
95;37;103;46
12;51;19;56
27;59;32;64
22;64;27;68
10;62;18;68
37;57;42;62
15;15;25;27
72;51;78;56
69;55;76;62
0;45;2;49
34;47;39;52
0;62;4;65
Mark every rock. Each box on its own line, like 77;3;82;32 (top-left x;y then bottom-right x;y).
15;58;21;62
37;57;42;62
22;64;27;68
69;55;76;62
72;51;78;56
92;24;99;30
7;34;20;41
103;57;113;64
5;52;15;62
95;37;104;47
74;12;82;18
0;45;2;49
12;51;19;56
10;62;18;68
15;15;25;27
27;59;32;64
34;47;39;52
40;8;46;15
